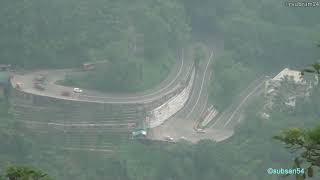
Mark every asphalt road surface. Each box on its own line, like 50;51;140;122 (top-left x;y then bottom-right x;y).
148;51;268;143
11;43;267;144
11;50;193;104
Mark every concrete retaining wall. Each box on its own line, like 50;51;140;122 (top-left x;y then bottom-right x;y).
8;65;195;147
200;105;219;127
148;68;195;128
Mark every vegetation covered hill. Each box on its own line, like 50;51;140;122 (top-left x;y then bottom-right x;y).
195;0;320;110
0;0;190;92
0;0;319;179
1;0;319;93
1;82;319;180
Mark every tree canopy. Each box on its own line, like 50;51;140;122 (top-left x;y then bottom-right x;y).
0;166;52;180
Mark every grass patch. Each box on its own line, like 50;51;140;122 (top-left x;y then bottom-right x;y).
59;55;174;93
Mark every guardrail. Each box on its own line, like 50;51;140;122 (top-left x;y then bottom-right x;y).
148;65;196;128
207;76;269;129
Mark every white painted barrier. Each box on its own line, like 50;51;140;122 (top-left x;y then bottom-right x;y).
200;107;219;127
148;68;195;128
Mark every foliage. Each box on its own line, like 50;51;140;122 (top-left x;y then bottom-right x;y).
0;0;320;180
0;0;189;92
204;0;319;111
274;126;320;179
208;51;255;110
273;62;320;179
0;86;319;180
193;44;207;67
301;63;320;76
63;55;173;92
0;166;52;180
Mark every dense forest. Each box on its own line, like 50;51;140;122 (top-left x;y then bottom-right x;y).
0;0;320;179
1;0;318;93
1;78;319;180
1;0;190;92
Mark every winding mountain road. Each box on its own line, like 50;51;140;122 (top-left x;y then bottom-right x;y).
12;50;193;104
11;44;267;144
148;49;268;143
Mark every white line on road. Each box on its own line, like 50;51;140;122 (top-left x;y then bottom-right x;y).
210;78;264;129
80;49;185;100
24;120;134;127
139;49;185;97
185;50;214;119
222;81;265;128
62;147;113;153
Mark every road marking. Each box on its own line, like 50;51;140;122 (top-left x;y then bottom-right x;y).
185;50;214;119
80;49;185;100
62;147;113;153
210;78;265;128
136;49;185;98
222;81;265;128
14;50;187;104
24;120;134;127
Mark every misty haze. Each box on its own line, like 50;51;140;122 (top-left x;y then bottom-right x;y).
0;0;319;180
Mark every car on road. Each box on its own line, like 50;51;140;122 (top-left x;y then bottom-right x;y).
15;82;23;89
82;63;95;71
73;88;83;93
34;74;45;83
34;83;45;91
195;128;206;134
180;136;187;141
164;136;174;142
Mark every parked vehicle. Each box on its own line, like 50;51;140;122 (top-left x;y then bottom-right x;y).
73;88;83;93
195;128;206;134
164;136;174;142
34;83;45;91
34;74;45;83
15;82;22;89
82;63;95;71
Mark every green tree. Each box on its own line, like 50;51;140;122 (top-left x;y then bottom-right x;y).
0;166;52;180
301;63;320;76
274;126;320;179
274;62;320;179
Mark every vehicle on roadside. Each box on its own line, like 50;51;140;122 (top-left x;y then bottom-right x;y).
180;136;187;140
132;130;147;139
164;136;174;142
61;91;71;96
82;63;95;71
34;83;45;91
195;128;206;134
73;88;83;93
34;74;45;83
15;82;22;89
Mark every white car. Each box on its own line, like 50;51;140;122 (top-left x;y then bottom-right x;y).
165;136;174;142
180;136;187;140
196;128;206;134
16;82;23;89
73;88;83;93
